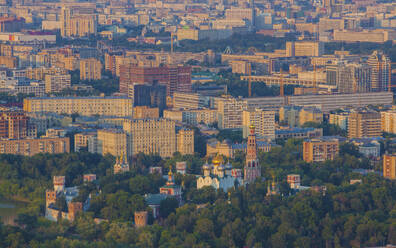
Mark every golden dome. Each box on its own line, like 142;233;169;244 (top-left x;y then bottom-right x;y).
212;154;223;166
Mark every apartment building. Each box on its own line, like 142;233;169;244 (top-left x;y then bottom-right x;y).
348;111;381;138
60;7;97;37
303;138;339;163
80;58;102;81
299;107;323;126
242;109;275;139
97;129;127;157
176;129;194;155
74;132;96;152
173;92;209;110
0;110;31;139
44;73;71;93
23;96;133;117
383;154;396;180
0;137;70;156
123;119;176;158
329;112;349;130
367;51;390;92
217;97;247;129
133;106;159;119
285;41;324;57
381;110;396;134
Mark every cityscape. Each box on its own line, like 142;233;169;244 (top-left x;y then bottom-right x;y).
0;0;394;247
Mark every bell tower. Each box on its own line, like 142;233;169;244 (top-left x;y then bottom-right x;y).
244;124;261;183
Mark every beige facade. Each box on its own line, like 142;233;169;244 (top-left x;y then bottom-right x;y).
44;73;71;93
133;106;159;119
123;119;176;158
97;129;127;157
0;137;70;156
383;154;396;180
60;7;97;37
242;109;275;139
74;132;96;152
299;108;323;126
381;111;396;134
217;97;247;129
80;58;102;81
348;111;381;138
23;96;133;117
286;41;324;57
177;129;194;155
303;138;339;163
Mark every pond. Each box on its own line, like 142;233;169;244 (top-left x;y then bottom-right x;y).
0;200;26;225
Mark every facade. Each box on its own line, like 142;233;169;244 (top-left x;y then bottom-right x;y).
303;138;339;163
329;112;349;130
0;136;70;156
176;129;194;155
80;58;102;81
60;7;97;37
120;65;191;96
97;129;127;157
133;106;159;119
299;107;323;126
381;110;396;134
129;83;167;114
367;51;390;92
285;41;324;57
23;96;133;117
206;139;274;158
74;132;96;152
275;127;323;139
172;92;210;110
348;111;381;138
0;110;30;140
244;125;261;184
242;109;275;139
383;154;396;180
326;62;371;93
44;73;71;93
217;97;247;129
287;174;301;189
123;119;176;158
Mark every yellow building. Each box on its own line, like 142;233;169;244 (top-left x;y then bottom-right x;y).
242;109;275;139
303;138;339;163
133;106;159;119
299;107;323;126
286;41;324;57
97;129;127;157
0;137;70;156
44;73;71;93
26;67;68;80
123;119;176;158
60;7;97;38
383;154;396;180
177;129;194;155
381;111;396;134
217;97;247;129
23;96;133;117
80;58;102;81
348;111;381;138
74;132;96;152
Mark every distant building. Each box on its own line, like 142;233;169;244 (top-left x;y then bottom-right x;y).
285;41;324;57
74;132;96;152
367;51;391;92
206;139;274;158
129;82;167;114
134;211;148;228
381;110;396;134
287;174;301;189
114;154;129;174
120;65;191;96
97;129;127;157
176;129;194;155
217;96;247;129
275;127;323;139
80;58;102;81
329;112;349;130
133;106;159;119
348;111;381;138
44;73;71;93
383;154;396;180
60;7;97;38
303;138;339;163
242;108;275;139
0;136;69;156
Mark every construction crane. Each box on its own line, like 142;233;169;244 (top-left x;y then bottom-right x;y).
313;63;318;94
280;68;284;97
248;63;252;97
170;33;174;54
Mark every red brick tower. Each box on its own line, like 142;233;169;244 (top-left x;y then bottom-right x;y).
244;124;261;183
134;211;148;228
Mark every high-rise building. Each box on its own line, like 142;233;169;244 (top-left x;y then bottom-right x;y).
348;111;381;138
367;51;391;92
44;73;71;93
176;129;194;155
129;82;167;114
217;97;247;129
80;58;102;81
244;125;261;183
0;110;30;140
123;119;176;158
303;138;339;163
60;7;97;38
326;62;371;93
97;129;127;157
119;65;191;96
383;154;396;180
242;108;275;139
299;107;323;126
381;110;396;134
